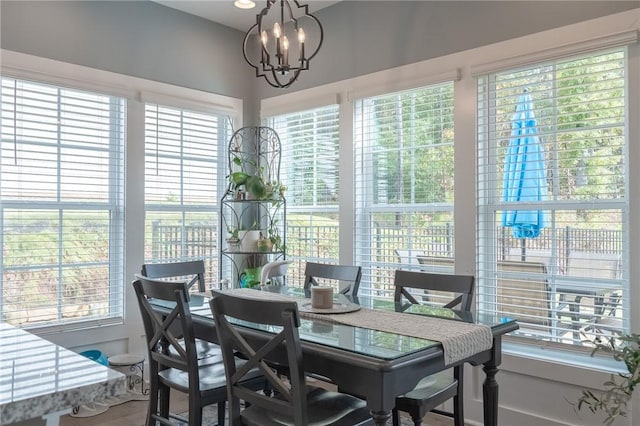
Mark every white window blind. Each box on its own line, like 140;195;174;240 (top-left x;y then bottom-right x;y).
354;82;455;298
265;105;340;283
143;103;226;288
1;77;125;329
477;48;628;347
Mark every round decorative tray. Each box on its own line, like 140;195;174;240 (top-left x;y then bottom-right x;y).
299;301;361;314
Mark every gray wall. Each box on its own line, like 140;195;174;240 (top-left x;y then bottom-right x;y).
1;1;638;129
0;0;259;123
256;1;640;99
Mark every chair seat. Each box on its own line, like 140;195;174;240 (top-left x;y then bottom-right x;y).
169;339;223;364
241;386;372;426
159;357;262;394
396;371;457;409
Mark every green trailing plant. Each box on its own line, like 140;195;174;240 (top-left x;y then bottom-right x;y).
267;219;284;252
228;154;287;201
575;333;640;425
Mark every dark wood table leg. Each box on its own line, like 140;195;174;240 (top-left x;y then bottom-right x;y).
482;362;499;426
371;410;391;426
483;337;502;426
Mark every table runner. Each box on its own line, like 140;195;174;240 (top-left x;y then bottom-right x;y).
216;288;493;366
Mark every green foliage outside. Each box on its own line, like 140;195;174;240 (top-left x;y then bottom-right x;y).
2;210;112;325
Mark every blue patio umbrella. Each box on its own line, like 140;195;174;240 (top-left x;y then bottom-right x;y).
502;91;547;238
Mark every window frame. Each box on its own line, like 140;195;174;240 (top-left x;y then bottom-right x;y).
0;76;126;330
1;49;243;335
475;46;630;348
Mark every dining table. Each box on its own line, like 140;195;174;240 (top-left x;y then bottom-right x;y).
149;286;519;426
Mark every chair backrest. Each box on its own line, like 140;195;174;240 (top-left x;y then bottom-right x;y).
496;260;550;329
505;248;553;269
260;260;293;286
303;262;362;297
416;255;455;274
395;249;425;266
393;269;475;311
141;260;206;292
566;251;621;280
209;291;308;425
132;276;200;386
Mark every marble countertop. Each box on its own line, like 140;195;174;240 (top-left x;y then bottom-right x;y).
0;322;126;424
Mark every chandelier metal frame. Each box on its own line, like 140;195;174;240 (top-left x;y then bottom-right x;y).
242;0;324;88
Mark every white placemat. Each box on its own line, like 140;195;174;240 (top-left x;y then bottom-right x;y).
216;288;492;365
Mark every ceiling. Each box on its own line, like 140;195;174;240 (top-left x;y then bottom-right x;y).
152;0;341;31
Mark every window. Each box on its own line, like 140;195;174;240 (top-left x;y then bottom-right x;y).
1;77;125;328
143;103;227;287
477;48;629;347
265;105;340;283
354;82;455;297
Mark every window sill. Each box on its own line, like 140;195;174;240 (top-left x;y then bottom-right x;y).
501;340;625;389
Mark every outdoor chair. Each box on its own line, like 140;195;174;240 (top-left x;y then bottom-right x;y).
566;252;623;341
395;249;426;266
505;248;554;271
133;276;264;426
415;255;455;274
303;262;362;297
496;260;552;337
141;260;207;292
392;269;475;426
209;290;373;426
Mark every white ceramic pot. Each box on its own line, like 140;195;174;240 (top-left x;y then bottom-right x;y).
238;230;262;251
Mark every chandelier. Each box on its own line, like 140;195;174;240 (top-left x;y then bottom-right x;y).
242;0;324;88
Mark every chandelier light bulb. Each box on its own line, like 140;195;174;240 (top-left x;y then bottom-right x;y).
261;30;268;46
273;22;281;39
297;28;305;43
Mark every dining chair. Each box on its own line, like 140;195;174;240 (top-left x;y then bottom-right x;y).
303;262;362;297
133;276;263;426
260;259;293;286
392;269;475;426
141;260;222;361
209;290;373;426
141;259;207;292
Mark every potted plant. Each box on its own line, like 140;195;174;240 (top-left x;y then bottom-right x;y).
228;154;269;200
256;232;273;252
240;254;263;288
575;333;640;425
225;227;241;251
267;225;284;252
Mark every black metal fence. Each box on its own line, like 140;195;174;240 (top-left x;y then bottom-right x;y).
150;222;622;279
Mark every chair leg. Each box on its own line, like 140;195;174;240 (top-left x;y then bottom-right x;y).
189;395;203;426
146;378;158;426
159;385;170;421
454;366;465;426
453;393;464;426
217;401;226;426
392;407;401;426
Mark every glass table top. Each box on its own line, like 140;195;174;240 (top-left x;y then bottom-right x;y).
151;286;517;361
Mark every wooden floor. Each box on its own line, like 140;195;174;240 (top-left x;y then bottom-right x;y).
59;390;460;426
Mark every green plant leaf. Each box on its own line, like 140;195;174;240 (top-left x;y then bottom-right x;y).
246;175;266;199
230;172;249;186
